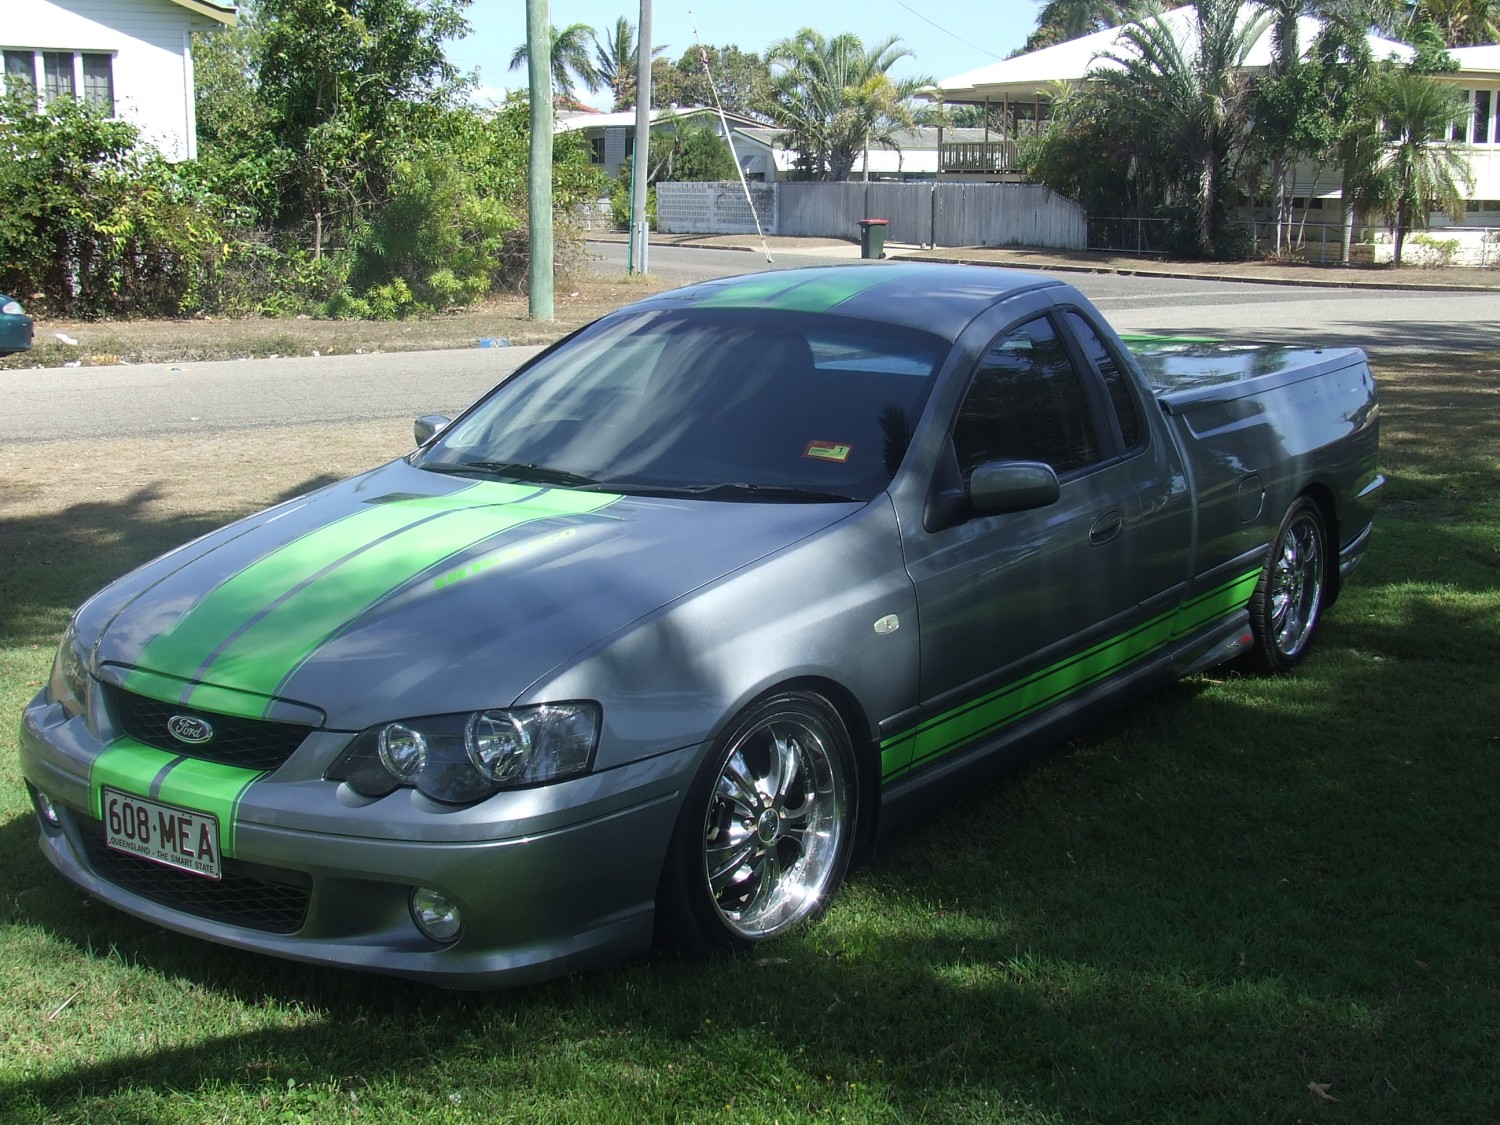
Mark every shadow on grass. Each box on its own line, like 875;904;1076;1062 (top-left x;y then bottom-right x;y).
5;551;1498;1120
2;382;1497;1118
0;476;347;649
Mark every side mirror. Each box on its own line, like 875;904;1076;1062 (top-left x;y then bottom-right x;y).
969;460;1060;514
414;415;451;445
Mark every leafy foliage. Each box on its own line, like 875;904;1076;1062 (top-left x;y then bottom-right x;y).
3;0;604;319
654;45;774;119
765;29;934;182
0;96;243;316
508;22;603;102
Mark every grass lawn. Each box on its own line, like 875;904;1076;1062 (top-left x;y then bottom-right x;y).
1;349;1496;1123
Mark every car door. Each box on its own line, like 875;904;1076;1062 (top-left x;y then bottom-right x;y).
890;310;1158;780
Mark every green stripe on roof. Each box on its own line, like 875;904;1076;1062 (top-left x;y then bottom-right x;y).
696;269;893;313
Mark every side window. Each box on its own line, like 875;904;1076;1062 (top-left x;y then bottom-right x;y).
953;315;1101;479
1065;310;1143;451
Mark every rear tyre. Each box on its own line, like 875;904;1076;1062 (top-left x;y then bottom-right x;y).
1246;497;1328;673
657;691;857;953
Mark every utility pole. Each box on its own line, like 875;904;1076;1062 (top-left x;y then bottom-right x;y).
526;0;554;320
628;0;652;274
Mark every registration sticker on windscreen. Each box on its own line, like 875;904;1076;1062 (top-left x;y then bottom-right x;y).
103;787;222;880
804;441;852;463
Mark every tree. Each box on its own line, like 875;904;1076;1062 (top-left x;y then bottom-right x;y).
1413;0;1500;45
256;0;470;256
764;29;933;181
659;45;774;118
1366;65;1471;263
1022;0;1149;52
1092;0;1271;254
508;21;601;102
589;17;666;110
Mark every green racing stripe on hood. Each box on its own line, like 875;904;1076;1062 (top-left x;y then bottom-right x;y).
90;738;265;857
125;480;620;712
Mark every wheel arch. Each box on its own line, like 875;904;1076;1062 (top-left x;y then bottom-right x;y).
1294;480;1342;607
760;674;883;860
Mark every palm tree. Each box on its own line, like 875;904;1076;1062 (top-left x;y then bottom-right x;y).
589;17;667;111
764;29;933;181
508;22;601;102
1367;66;1471;263
1094;0;1271;254
1414;0;1500;45
1024;0;1149;52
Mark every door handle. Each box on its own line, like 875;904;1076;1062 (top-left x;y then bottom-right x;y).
1089;509;1125;546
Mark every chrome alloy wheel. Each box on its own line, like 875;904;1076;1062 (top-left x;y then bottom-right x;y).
701;705;849;940
1269;507;1325;660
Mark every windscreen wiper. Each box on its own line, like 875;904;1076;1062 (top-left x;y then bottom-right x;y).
418;460;602;488
614;482;860;503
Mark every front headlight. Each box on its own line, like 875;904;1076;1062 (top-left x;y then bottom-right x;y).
327;702;600;804
48;621;90;719
1;299;23;316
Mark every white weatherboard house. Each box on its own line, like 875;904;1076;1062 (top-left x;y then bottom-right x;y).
2;0;236;162
934;4;1500;256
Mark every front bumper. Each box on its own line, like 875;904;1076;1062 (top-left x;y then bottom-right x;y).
19;693;699;988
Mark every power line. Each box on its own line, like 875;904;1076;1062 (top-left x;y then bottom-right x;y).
890;0;1007;62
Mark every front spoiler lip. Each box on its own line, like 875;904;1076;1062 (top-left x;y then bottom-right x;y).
28;792;668;989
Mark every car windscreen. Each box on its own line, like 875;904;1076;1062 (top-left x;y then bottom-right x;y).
414;307;949;502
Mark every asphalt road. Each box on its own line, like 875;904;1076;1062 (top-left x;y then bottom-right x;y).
597;241;1500;354
6;245;1498;444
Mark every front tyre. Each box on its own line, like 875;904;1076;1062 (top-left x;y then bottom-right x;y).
1247;497;1328;673
657;691;857;952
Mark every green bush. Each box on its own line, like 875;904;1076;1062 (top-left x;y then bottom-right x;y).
0;95;244;317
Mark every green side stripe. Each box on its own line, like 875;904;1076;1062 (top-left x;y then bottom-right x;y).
882;568;1260;782
696;269;893;313
90;739;265;857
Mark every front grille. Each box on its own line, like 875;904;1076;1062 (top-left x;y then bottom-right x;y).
78;820;312;934
111;688;312;771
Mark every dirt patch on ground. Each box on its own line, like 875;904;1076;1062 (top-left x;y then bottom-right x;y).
2;274;671;372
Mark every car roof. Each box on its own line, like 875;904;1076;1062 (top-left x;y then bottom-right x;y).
628;263;1063;342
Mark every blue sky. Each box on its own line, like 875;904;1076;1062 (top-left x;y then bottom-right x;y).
448;0;1038;107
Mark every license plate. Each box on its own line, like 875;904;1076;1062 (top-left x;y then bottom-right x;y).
103;788;222;880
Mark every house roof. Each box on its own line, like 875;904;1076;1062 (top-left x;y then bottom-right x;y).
166;0;236;26
556;106;765;133
1448;44;1500;76
936;4;1409;101
730;126;979;175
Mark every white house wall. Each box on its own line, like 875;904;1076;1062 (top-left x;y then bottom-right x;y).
2;0;223;161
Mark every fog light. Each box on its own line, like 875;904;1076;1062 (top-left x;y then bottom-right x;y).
410;887;462;943
35;790;62;828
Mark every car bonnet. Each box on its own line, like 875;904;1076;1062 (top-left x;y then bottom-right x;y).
88;459;858;730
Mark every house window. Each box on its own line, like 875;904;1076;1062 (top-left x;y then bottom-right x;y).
1475;89;1492;145
4;49;34;98
1;50;115;114
1453;90;1469;142
42;51;73;101
81;52;113;113
590;136;605;164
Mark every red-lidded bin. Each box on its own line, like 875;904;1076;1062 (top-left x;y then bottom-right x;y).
857;218;889;259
